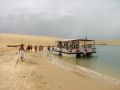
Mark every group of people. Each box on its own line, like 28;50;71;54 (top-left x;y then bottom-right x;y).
19;44;44;62
26;44;43;53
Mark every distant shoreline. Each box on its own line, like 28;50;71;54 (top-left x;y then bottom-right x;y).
95;44;107;45
1;33;120;46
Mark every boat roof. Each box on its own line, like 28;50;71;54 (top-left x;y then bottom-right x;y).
56;39;95;42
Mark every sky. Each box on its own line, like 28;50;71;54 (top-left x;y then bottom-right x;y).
0;0;120;39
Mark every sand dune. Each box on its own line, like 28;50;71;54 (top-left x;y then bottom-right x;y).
0;33;63;46
0;33;120;90
1;33;120;46
96;40;120;45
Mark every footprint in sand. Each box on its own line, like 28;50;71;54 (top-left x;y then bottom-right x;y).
21;75;26;78
57;86;61;88
0;53;3;57
41;81;47;85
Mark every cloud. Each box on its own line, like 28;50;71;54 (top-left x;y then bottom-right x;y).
0;0;120;39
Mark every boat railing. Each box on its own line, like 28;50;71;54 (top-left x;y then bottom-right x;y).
54;47;96;54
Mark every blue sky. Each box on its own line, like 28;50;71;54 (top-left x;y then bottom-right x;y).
0;0;120;39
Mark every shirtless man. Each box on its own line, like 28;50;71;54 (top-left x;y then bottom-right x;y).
19;44;25;62
30;45;33;52
34;45;38;53
26;44;31;53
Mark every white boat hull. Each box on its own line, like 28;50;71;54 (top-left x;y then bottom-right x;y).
53;51;76;57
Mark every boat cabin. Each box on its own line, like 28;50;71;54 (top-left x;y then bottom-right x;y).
53;39;96;57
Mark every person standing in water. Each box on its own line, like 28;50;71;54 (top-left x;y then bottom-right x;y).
19;44;25;62
47;46;51;52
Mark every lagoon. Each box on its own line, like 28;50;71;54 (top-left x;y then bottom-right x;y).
51;45;120;83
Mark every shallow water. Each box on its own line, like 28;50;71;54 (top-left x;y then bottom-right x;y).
50;45;120;85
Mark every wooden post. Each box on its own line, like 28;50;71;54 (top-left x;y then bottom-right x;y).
67;41;68;53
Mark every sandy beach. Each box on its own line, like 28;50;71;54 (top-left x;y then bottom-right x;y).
0;33;120;90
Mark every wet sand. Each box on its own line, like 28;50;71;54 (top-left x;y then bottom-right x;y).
0;33;120;90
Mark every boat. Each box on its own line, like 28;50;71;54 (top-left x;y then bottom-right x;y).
7;45;20;47
53;39;96;58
